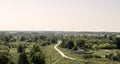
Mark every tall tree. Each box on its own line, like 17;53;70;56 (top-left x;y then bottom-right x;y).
0;50;9;64
115;37;120;49
30;45;45;64
31;52;45;64
18;52;29;64
17;44;25;53
65;40;74;49
74;38;86;49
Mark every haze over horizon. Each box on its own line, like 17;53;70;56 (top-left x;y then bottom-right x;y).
0;0;120;32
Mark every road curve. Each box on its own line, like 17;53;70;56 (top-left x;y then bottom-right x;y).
54;40;75;60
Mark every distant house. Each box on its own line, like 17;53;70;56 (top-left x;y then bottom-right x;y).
75;48;91;54
75;49;86;54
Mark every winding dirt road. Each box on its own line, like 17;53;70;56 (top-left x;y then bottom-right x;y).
54;40;75;60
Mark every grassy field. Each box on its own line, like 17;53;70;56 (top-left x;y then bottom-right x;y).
42;45;62;64
9;44;120;64
58;47;120;64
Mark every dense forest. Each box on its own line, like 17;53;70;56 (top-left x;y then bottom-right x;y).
0;31;120;64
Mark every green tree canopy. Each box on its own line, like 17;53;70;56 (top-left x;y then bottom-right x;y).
18;52;29;64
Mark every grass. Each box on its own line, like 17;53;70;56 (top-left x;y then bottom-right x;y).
41;44;62;64
9;48;19;64
9;43;120;64
41;44;79;64
58;47;120;64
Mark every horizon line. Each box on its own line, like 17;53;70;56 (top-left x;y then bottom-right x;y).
0;30;119;33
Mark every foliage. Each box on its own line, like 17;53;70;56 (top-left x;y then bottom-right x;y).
98;43;117;49
0;45;9;51
17;44;25;53
114;37;120;49
82;54;93;59
0;50;10;64
18;52;29;64
92;44;99;50
31;52;45;64
74;38;86;49
65;40;74;49
0;31;120;64
106;52;120;61
82;54;101;59
30;45;45;64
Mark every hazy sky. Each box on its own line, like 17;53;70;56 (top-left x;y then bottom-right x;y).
0;0;120;32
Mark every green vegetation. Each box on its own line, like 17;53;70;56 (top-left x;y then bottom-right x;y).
30;45;45;64
18;52;29;64
0;31;120;64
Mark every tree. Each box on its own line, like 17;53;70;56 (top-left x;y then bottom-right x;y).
0;50;10;64
74;38;86;49
30;45;45;64
17;44;25;53
30;45;41;57
60;38;69;48
20;36;26;42
18;52;29;64
115;37;120;49
50;37;57;44
31;52;45;64
8;60;14;64
65;40;74;49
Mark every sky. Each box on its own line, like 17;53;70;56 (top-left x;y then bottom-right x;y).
0;0;120;32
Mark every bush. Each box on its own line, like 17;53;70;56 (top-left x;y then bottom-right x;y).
31;52;45;64
92;44;99;50
0;45;9;51
30;45;45;64
82;54;93;59
106;53;120;61
65;40;74;49
41;41;50;46
17;44;25;53
93;55;101;58
105;53;114;60
74;38;86;49
0;50;10;64
82;54;101;59
8;60;14;64
112;55;119;61
98;43;117;49
18;52;29;64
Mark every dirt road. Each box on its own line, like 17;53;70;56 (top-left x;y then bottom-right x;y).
54;40;75;60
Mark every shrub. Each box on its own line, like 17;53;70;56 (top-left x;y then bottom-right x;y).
18;52;29;64
65;40;74;49
74;38;86;49
93;55;101;58
106;53;120;61
0;45;9;51
105;53;114;60
17;44;25;53
82;54;93;59
82;54;101;59
31;52;45;64
41;41;50;46
30;45;45;64
99;43;117;49
0;50;10;64
8;60;14;64
92;44;99;50
112;55;119;61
